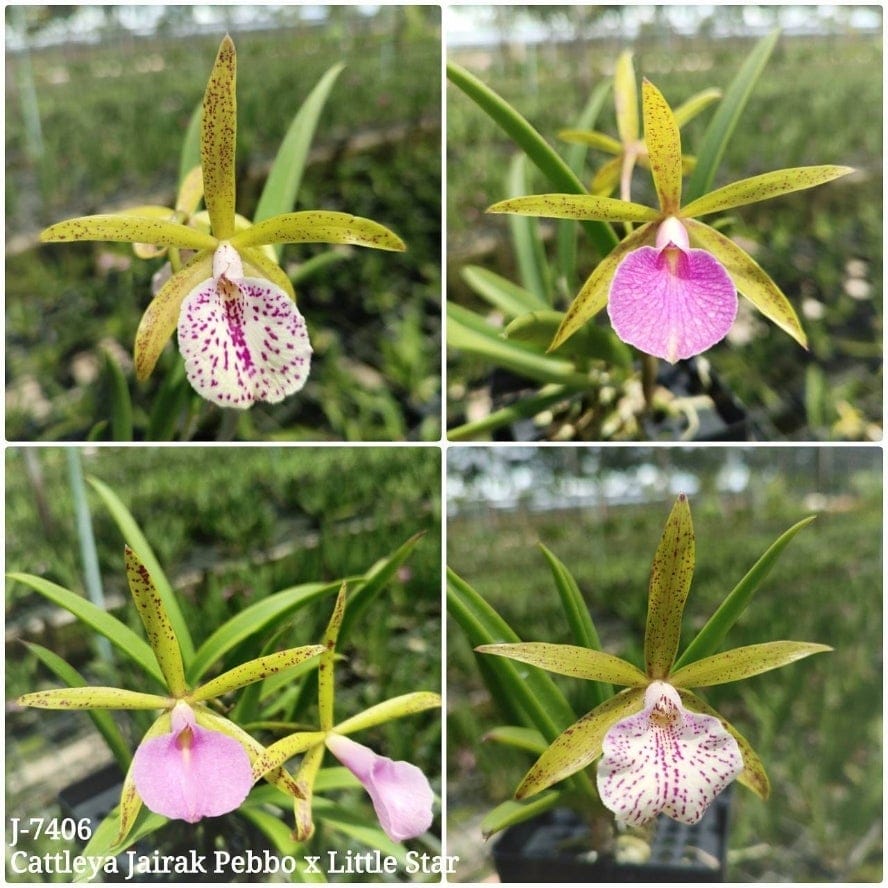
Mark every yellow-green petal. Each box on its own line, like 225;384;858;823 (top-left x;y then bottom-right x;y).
679;689;770;800
229;211;406;252
642;79;683;214
40;214;217;252
176;165;205;215
125;545;187;696
591;156;623;196
487;193;658;224
319;583;347;732
476;642;648;687
201;35;237;239
515;687;645;799
293;742;326;841
680;165;855;219
685;219;808;348
644;494;695;679
18;686;170;710
669;640;832;688
614;50;639;145
334;691;442;735
673;88;722;129
241;247;296;301
549;221;656;351
190;645;325;702
251;733;327;782
557;129;622;154
134;250;213;380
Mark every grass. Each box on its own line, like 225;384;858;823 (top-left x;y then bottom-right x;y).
446;446;882;881
6;11;441;441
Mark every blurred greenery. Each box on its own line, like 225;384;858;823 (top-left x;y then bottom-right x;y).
447;19;881;440
6;446;441;873
446;446;882;881
6;7;441;441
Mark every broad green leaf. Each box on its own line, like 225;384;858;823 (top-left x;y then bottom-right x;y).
255;63;346;234
550;221;656;351
40;214;216;251
238;808;327;882
644;494;695;679
481;791;562;838
79;801;167;880
684;30;780;203
190;645;325;702
674;516;816;670
241;246;297;301
669;641;832;688
488;193;658;223
319;584;347;731
124;545;187;696
461;265;548;316
187;581;336;683
447;61;618;255
201;35;237;239
557;129;622;153
229;211;405;252
103;351;133;441
686;218;808;348
317;799;409;858
680;689;770;799
614;50;638;144
483;725;548;754
18;686;169;710
508;153;551;304
133;250;213;380
334;692;441;736
448;303;592;389
506;312;632;367
478;642;647;687
146;360;191;441
641;79;683;214
88;479;194;663
6;573;164;684
447;384;573;441
515;687;644;799
20;641;132;771
681;165;854;219
673;88;722;128
252;732;327;781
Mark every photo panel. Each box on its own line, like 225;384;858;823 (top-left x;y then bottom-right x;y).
446;444;882;881
6;445;443;881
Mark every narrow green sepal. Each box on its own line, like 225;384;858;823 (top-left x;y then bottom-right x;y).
18;686;171;710
487;193;658;224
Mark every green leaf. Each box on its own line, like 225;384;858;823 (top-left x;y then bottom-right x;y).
481;791;562;838
674;516;816;670
644;494;695;679
506;311;631;367
255;64;346;245
681;165;854;218
515;688;644;799
669;640;832;688
316;799;410;858
88;479;194;663
686;219;808;348
684;30;780;203
641;79;683;214
78;803;168;881
507;153;551;304
187;581;336;684
201;35;238;239
103;351;133;442
461;265;547;317
447;61;617;256
673;88;722;129
40;214;216;251
6;573;164;684
238;807;325;881
488;193;658;223
477;642;647;687
483;725;548;754
20;642;132;771
334;692;441;735
124;545;187;696
229;211;405;252
190;644;326;702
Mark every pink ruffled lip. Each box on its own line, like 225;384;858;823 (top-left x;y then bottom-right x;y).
132;701;253;823
608;217;737;363
325;733;435;842
596;681;743;827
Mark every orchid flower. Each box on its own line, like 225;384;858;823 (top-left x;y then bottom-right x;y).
478;495;831;826
40;36;405;408
489;79;853;363
17;546;325;842
250;585;440;843
559;51;720;199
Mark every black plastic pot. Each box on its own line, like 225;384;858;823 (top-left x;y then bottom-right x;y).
492;789;732;883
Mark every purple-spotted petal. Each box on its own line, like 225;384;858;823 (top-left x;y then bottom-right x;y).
177;255;312;408
597;681;742;826
132;702;252;823
607;224;737;363
325;733;434;842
